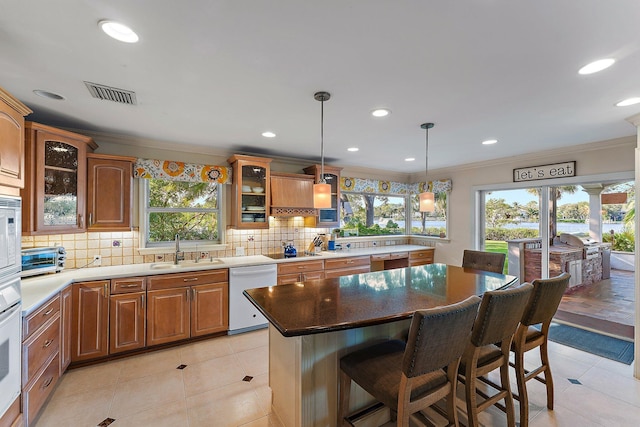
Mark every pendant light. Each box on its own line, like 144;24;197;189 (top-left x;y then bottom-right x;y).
313;91;332;209
419;122;435;213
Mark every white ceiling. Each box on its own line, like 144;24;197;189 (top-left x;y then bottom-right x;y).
1;1;639;173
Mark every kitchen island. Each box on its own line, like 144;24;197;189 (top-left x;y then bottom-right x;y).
244;263;517;427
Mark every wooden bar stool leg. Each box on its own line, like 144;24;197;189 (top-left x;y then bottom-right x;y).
541;340;554;409
338;370;351;427
465;357;480;427
514;347;529;427
499;359;516;427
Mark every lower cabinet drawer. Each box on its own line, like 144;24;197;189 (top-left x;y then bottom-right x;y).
22;315;60;386
324;265;371;279
23;353;60;427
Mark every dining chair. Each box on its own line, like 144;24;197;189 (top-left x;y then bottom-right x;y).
337;295;482;427
510;272;570;427
458;283;533;427
462;249;506;274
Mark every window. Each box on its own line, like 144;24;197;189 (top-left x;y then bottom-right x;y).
141;178;221;247
410;191;448;238
340;193;407;236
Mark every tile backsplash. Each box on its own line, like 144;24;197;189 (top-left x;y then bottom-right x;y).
21;217;428;269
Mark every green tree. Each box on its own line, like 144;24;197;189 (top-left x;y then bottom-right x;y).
485;198;512;228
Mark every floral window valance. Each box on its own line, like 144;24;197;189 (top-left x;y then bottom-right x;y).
341;177;451;195
134;159;232;184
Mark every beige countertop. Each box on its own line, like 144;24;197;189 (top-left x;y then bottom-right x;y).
21;245;432;316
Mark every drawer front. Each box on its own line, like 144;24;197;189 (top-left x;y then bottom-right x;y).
147;269;229;291
23;295;60;340
111;277;146;294
409;250;434;264
370;254;390;262
277;259;324;275
389;251;409;260
278;270;325;285
324;256;370;270
23;315;60;386
24;353;60;427
324;265;371;279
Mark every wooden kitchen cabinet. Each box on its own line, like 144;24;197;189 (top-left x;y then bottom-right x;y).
86;153;135;231
324;255;371;278
228;154;271;229
71;281;109;362
270;172;317;217
21;294;61;427
409;249;434;266
59;286;72;373
109;277;146;354
147;269;229;346
277;259;325;284
0;85;31;195
22;122;97;235
370;251;409;271
303;164;342;227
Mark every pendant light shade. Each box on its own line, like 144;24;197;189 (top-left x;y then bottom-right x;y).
314;91;332;209
419;122;435;213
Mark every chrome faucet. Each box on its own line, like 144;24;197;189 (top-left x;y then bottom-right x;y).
175;234;184;264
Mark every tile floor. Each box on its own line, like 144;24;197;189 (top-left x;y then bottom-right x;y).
33;328;640;427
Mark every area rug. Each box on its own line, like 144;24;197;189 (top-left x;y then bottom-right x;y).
544;322;634;365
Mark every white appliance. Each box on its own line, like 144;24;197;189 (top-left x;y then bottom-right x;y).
0;196;21;419
228;264;277;334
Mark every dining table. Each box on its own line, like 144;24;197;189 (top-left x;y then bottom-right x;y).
244;263;518;427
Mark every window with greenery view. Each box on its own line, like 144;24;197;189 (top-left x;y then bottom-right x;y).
340;193;406;236
411;192;448;238
142;179;220;247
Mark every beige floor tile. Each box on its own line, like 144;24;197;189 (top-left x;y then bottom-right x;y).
235;344;269;376
108;399;189;427
51;361;121;397
183;353;246;397
228;328;269;353
595;357;636;376
179;336;234;365
33;383;115;427
556;384;640;426
249;373;273;414
529;405;604;427
579;365;640;408
115;346;182;381
110;369;185;418
240;415;272;427
187;380;267;427
547;340;605;366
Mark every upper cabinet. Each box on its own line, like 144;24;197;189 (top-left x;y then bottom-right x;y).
303;165;342;228
22;122;98;235
270;172;316;217
0;86;32;195
228;154;271;229
86;153;135;231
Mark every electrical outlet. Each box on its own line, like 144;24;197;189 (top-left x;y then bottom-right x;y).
200;251;209;259
93;255;102;266
235;247;245;256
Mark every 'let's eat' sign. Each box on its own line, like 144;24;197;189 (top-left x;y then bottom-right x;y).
513;161;576;182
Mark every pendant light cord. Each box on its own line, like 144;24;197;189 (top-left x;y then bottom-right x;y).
320;97;325;183
421;122;435;185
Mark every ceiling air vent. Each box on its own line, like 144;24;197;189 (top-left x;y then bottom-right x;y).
84;81;137;105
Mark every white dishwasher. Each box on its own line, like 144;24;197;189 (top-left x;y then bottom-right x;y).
228;264;278;334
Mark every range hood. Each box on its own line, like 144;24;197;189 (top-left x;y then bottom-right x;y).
270;172;317;217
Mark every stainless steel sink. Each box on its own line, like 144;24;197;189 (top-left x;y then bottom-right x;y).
149;259;224;270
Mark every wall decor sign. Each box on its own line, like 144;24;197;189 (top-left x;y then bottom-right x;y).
513;161;576;182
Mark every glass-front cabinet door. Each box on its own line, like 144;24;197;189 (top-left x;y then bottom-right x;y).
23;122;96;234
228;155;271;229
304;165;342;227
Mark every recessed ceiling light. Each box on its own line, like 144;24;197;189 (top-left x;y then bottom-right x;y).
99;20;139;43
347;147;359;152
615;97;640;107
33;90;65;100
371;108;391;117
482;139;498;145
578;58;615;75
405;157;415;162
261;131;276;138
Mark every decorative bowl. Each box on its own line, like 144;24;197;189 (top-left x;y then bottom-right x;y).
242;185;252;192
252;187;264;193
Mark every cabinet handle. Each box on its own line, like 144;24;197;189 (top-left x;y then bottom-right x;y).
192;288;196;300
119;284;139;288
88;212;92;227
104;283;108;296
186;289;190;301
346;260;354;264
43;339;53;348
78;214;84;228
183;278;198;282
42;377;53;389
43;308;53;316
141;294;145;307
297;266;305;269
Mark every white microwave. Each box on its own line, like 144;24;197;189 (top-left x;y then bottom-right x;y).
0;196;20;280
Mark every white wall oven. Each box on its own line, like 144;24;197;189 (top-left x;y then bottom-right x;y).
0;196;22;419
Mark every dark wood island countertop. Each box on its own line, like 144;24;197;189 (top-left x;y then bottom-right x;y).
244;263;517;337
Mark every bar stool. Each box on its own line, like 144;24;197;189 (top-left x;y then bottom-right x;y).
511;273;570;427
458;283;533;427
337;295;482;427
462;250;506;274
